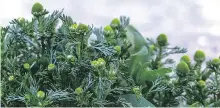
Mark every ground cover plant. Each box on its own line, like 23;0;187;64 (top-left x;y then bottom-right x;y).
0;2;220;107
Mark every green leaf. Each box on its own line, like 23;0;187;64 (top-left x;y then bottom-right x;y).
124;46;151;82
120;94;155;107
125;25;147;54
137;68;172;84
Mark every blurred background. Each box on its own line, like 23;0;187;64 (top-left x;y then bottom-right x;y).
0;0;220;61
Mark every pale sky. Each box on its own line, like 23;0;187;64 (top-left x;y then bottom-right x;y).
0;0;220;59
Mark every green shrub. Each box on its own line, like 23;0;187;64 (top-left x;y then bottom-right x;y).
1;2;219;107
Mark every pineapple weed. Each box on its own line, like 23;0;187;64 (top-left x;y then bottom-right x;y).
0;2;220;107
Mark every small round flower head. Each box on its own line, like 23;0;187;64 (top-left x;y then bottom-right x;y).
132;87;140;93
75;87;83;95
104;25;114;35
18;17;25;23
91;60;99;68
157;34;168;46
114;46;121;54
37;90;45;98
23;63;30;70
8;76;14;81
109;71;117;80
198;80;206;88
104;25;113;32
110;18;120;29
132;87;141;95
48;64;55;71
32;2;44;13
211;58;220;67
176;61;190;77
70;24;78;30
77;23;89;33
194;50;206;63
181;55;191;65
149;45;156;51
91;58;106;68
97;58;106;67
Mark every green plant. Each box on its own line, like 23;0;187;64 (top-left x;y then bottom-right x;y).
0;2;153;107
1;2;219;107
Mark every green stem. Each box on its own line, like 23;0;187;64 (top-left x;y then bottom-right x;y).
194;62;202;71
153;47;162;70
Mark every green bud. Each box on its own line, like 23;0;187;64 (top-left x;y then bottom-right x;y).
109;71;117;80
91;60;99;68
8;76;14;81
32;2;44;13
132;87;141;98
48;64;55;71
110;18;120;29
132;87;140;93
176;61;190;77
104;25;114;36
75;87;83;95
149;45;156;51
181;55;191;65
23;63;30;70
114;46;121;54
70;24;78;30
97;58;106;67
77;23;89;33
211;58;220;67
194;50;206;63
197;80;206;88
37;90;45;98
104;25;113;32
91;58;106;68
18;17;25;23
157;34;168;46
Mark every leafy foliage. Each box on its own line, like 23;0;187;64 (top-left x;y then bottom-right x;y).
1;2;219;107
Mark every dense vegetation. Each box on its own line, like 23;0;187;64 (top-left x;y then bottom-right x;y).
1;2;220;107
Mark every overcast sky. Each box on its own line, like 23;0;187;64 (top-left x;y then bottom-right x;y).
0;0;220;60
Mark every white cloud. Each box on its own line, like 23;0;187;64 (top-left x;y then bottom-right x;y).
198;0;220;22
198;0;220;36
209;25;220;36
197;36;208;46
0;0;22;18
